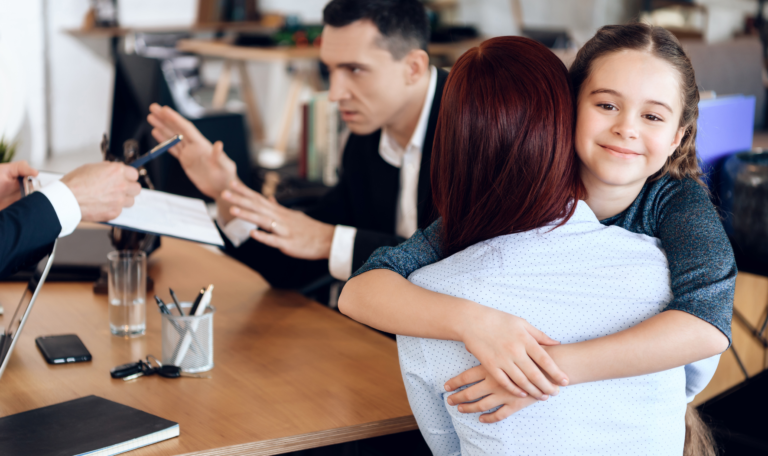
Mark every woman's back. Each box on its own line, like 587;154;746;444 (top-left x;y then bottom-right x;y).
399;201;686;455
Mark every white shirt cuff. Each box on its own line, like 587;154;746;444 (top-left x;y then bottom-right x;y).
328;225;357;281
39;180;82;238
217;215;257;248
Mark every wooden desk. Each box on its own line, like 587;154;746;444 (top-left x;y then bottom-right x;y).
0;238;416;455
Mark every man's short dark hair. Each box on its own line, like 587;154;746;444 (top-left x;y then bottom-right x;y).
323;0;429;59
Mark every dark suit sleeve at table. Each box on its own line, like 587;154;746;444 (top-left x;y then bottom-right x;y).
0;192;61;279
305;132;404;274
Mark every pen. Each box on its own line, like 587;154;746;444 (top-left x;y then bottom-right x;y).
169;288;183;316
189;288;205;315
194;285;214;317
130;135;182;169
154;296;172;315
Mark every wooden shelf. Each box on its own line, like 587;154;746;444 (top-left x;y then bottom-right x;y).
64;21;276;38
176;38;486;63
177;39;320;61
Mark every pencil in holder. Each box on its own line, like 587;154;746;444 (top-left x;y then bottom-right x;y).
161;306;215;373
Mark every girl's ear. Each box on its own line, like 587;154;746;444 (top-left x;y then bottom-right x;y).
668;125;686;157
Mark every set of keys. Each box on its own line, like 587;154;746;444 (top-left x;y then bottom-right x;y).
110;356;210;381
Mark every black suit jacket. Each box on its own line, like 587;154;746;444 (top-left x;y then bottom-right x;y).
224;69;449;289
0;192;61;279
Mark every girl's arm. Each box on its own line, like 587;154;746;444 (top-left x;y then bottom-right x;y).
542;309;728;384
342;271;728;402
341;220;568;399
446;309;727;395
444;309;728;422
340;269;568;399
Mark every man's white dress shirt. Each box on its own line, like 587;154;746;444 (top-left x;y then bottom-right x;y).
221;66;439;281
38;180;81;237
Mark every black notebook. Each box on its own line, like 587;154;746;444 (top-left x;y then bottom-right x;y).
0;395;179;456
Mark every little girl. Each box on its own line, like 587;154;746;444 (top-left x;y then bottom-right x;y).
339;23;731;455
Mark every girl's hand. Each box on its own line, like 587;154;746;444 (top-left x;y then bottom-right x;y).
446;365;540;423
454;305;568;399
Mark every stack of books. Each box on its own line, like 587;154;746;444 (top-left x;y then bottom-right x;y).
299;92;346;186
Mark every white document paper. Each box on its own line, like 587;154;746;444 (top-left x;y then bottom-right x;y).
34;171;223;246
108;189;224;246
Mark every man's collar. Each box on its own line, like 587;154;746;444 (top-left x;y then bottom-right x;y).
409;65;438;150
379;66;438;167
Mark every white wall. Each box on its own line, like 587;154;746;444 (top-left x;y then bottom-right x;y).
44;0;198;165
457;0;638;44
118;0;197;28
0;0;47;166
47;0;114;162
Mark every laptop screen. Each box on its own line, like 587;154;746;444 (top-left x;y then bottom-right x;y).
0;241;57;378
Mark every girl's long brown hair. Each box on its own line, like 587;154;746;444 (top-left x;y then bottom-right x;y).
431;36;583;257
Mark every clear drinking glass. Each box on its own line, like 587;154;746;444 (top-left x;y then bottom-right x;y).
108;250;147;336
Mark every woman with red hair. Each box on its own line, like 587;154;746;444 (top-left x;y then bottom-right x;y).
341;35;699;454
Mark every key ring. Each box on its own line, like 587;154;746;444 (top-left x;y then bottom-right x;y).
111;354;211;381
146;354;162;368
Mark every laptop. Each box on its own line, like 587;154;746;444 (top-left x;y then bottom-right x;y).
0;240;58;380
5;227;113;282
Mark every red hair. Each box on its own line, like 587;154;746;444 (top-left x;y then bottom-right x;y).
431;36;583;257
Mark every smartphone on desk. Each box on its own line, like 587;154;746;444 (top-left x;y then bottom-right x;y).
35;334;92;364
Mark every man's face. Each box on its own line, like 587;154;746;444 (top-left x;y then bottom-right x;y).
320;20;412;135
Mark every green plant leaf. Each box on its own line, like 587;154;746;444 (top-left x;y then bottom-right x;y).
0;136;18;163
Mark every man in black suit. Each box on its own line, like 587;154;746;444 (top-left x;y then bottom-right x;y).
147;0;445;288
0;160;141;278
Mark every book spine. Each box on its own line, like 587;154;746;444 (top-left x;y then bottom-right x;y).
314;93;328;184
299;103;308;180
324;101;339;187
308;97;318;182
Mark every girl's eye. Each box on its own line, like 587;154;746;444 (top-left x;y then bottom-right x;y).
351;67;361;74
597;103;617;111
644;114;663;122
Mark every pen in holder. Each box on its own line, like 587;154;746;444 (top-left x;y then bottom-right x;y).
161;305;215;373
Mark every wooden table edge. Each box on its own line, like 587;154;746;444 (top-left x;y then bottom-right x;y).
177;415;418;456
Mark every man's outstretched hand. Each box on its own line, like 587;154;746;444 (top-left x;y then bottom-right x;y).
221;180;336;260
147;103;237;198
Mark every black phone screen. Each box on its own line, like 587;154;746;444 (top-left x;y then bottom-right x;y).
35;334;92;364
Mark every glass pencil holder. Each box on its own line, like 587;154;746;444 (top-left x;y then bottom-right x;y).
160;305;215;373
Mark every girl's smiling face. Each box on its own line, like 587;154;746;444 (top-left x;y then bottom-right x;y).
575;49;686;193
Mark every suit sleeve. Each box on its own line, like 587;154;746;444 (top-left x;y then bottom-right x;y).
0;192;62;279
306;138;405;273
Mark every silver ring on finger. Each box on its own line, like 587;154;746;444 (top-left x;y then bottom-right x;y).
271;220;278;231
